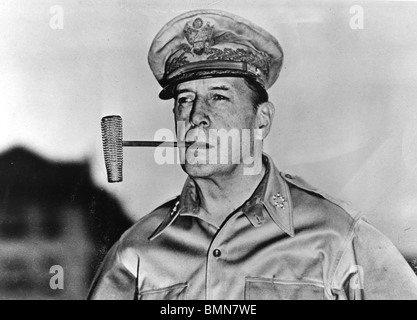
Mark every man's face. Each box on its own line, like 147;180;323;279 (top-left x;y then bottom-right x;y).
173;77;259;178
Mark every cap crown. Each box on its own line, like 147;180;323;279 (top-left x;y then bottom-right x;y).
148;9;284;99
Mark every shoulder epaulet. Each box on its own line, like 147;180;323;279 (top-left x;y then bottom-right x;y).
281;173;362;220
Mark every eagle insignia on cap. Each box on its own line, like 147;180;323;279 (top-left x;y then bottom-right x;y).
184;18;215;55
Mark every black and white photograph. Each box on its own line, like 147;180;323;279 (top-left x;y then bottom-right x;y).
1;0;417;301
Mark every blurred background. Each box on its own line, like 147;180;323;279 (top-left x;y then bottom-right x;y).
0;0;416;299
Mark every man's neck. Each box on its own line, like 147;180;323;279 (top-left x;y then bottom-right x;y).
192;163;266;227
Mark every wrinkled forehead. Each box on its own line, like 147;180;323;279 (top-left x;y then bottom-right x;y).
174;77;249;96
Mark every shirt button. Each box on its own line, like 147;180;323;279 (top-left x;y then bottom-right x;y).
213;249;222;258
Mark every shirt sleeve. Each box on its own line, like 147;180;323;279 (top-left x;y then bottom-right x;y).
87;241;138;300
331;218;417;300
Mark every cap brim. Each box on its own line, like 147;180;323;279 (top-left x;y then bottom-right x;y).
159;69;261;100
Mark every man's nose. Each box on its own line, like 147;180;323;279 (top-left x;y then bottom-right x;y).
190;98;210;128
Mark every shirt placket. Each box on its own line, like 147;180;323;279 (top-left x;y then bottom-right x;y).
204;210;242;300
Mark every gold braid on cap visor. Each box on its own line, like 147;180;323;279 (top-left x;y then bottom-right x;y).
159;60;265;100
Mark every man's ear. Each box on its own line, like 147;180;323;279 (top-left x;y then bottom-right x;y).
256;101;275;139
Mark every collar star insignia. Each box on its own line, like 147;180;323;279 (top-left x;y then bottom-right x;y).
273;193;287;209
170;200;180;216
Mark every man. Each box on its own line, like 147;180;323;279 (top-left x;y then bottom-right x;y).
88;9;417;300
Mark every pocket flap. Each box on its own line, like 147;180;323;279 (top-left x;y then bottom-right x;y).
245;277;325;300
138;283;188;300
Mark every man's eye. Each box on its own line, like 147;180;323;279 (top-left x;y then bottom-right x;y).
212;94;228;101
177;97;193;104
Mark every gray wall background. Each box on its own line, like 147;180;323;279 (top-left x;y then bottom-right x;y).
1;0;417;257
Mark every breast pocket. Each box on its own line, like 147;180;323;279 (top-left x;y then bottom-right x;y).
138;283;188;300
245;277;325;300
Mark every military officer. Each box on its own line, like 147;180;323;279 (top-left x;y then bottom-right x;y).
88;9;417;300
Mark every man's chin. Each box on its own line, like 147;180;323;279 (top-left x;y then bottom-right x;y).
181;162;214;178
181;162;234;178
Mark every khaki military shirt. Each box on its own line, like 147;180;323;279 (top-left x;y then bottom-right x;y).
88;154;417;300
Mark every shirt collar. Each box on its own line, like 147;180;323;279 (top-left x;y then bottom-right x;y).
148;153;294;241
